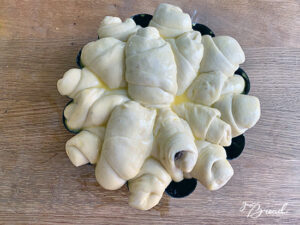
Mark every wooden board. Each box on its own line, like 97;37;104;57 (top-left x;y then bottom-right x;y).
0;0;299;224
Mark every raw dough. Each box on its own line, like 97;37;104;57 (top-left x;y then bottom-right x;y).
153;108;198;181
200;35;245;76
187;71;245;106
173;102;232;146
98;16;140;41
128;158;171;210
95;101;156;190
167;31;204;95
57;68;100;98
64;88;128;130
189;141;233;190
149;3;192;38
213;94;261;137
81;37;126;89
66;127;105;166
126;27;177;106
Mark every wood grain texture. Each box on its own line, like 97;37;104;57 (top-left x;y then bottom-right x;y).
0;0;299;224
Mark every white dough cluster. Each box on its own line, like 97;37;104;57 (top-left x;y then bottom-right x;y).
57;3;261;210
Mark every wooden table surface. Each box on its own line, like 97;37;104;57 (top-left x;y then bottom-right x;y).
0;0;299;224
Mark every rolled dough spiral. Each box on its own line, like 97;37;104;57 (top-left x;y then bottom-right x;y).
125;27;177;107
167;31;204;95
173;102;232;146
213;93;261;137
64;88;129;130
153;108;198;182
81;37;126;89
200;35;245;76
187;71;245;106
66;127;105;167
149;3;192;38
95;101;156;190
189;141;234;191
98;16;140;41
128;158;171;210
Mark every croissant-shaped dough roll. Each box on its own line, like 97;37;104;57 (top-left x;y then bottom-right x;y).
128;158;171;210
167;31;204;95
126;27;177;106
213;94;261;137
187;71;245;106
66;127;105;167
173;102;232;146
153;108;198;182
64;88;105;130
64;88;128;130
149;3;192;38
57;68;100;98
81;37;126;89
95;101;156;190
98;16;140;41
222;75;245;95
189;141;234;190
84;89;129;127
199;35;245;76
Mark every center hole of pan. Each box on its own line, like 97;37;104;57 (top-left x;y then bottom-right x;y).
174;151;184;160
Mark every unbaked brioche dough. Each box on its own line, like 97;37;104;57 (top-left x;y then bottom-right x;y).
167;31;204;95
173;102;232;146
81;37;126;89
95;101;156;190
64;87;128;130
98;16;140;41
187;71;245;106
64;88;105;130
57;68;100;98
126;27;177;107
149;3;192;38
188;141;234;190
66;127;105;167
128;158;171;210
153;108;198;182
200;35;245;76
213;94;261;137
57;3;261;211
